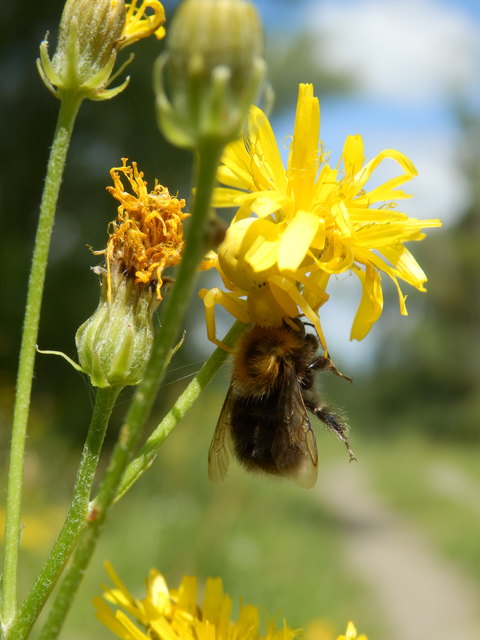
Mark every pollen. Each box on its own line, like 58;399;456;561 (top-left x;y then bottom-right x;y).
103;158;188;300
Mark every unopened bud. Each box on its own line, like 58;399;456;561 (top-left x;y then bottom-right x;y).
76;269;159;388
155;0;269;148
38;0;166;101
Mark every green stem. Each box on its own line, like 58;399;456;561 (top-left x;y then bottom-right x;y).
116;321;247;501
5;386;120;640
1;95;82;629
32;141;226;640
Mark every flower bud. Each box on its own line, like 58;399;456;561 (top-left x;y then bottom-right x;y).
37;0;166;101
155;0;269;148
76;158;187;388
76;269;159;388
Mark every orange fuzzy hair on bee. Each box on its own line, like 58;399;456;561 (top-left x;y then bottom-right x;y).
231;323;316;398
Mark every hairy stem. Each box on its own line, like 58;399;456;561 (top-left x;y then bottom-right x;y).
5;386;120;640
1;94;82;630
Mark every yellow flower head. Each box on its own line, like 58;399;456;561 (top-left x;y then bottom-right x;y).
202;83;441;352
94;562;299;640
103;159;188;300
120;0;166;49
337;621;367;640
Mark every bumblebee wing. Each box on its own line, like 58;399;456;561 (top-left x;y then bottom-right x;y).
208;386;235;484
273;363;318;489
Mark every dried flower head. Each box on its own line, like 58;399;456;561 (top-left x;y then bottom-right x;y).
75;159;187;388
103;159;189;300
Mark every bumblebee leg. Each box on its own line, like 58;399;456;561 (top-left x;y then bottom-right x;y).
309;356;353;382
199;287;250;352
306;401;356;462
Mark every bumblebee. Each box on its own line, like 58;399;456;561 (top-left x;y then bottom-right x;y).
208;319;355;489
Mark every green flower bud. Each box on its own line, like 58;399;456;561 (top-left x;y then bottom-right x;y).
154;0;270;148
37;0;166;101
76;158;187;388
76;269;159;388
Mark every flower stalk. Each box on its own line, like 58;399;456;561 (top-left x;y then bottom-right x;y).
0;94;82;630
5;386;121;640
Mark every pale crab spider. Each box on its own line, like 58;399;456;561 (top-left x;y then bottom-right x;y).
199;219;331;356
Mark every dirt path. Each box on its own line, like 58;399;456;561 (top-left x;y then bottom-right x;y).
318;463;480;640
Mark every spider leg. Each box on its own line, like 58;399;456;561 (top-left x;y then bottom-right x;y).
199;287;250;351
268;275;329;357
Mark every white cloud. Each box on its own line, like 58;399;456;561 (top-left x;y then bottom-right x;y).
310;0;480;105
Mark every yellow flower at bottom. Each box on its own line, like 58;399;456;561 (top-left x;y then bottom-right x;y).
337;621;367;640
94;563;299;640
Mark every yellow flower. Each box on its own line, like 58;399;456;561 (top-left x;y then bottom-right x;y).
337;621;367;640
203;83;441;351
103;158;189;300
120;0;166;48
94;562;299;640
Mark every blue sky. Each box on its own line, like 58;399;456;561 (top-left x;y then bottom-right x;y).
261;0;479;222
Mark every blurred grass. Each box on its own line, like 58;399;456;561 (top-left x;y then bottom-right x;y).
1;381;378;639
3;381;480;639
363;432;480;585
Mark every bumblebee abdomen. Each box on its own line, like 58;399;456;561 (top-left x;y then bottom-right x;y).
229;394;308;477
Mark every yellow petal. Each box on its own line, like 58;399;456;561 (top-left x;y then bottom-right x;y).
331;201;353;238
288;83;320;210
212;187;249;208
354;174;414;204
202;578;224;625
354;149;417;193
150;616;182;640
147;570;170;614
314;232;354;274
314;164;339;202
248;106;288;191
354;248;408;314
278;210;321;271
350;265;383;341
177;576;197;615
217;140;255;190
381;245;427;289
341;134;365;178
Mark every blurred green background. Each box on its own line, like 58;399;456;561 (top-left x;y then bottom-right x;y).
1;0;480;638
